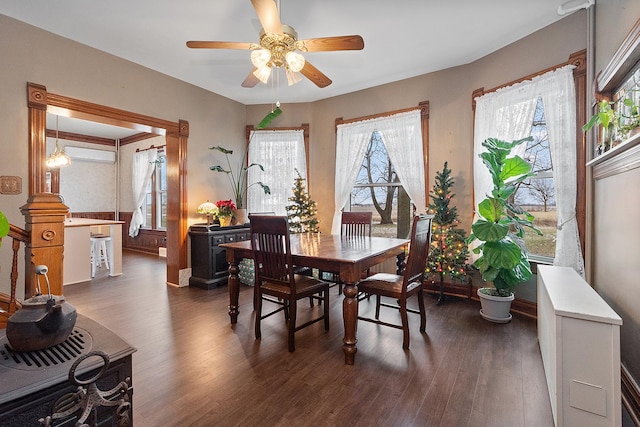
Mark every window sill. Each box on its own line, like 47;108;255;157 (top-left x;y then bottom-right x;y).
587;131;640;180
528;255;554;275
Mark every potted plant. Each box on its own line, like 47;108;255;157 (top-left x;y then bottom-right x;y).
209;107;282;223
213;199;236;227
466;137;542;323
582;97;640;155
582;99;622;154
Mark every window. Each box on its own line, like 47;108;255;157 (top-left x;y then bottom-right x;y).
473;59;585;274
334;108;427;237
247;129;307;215
143;154;167;229
350;131;411;238
517;97;556;260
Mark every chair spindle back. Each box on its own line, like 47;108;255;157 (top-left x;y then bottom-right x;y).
250;215;294;288
341;211;373;237
402;215;433;292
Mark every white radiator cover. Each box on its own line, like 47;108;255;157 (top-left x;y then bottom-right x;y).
537;265;622;427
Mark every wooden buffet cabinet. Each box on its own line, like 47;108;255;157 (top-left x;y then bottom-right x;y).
189;224;250;289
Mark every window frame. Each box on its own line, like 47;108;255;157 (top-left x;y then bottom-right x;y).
245;123;310;214
471;50;587;264
142;151;167;231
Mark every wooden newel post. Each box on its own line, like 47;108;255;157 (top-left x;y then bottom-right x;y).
20;193;69;297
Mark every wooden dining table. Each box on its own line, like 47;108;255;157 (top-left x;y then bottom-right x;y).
221;232;409;365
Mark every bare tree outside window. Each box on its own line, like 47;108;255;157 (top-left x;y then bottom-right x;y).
350;131;408;238
514;97;557;259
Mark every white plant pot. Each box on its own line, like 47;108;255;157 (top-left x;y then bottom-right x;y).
477;288;514;323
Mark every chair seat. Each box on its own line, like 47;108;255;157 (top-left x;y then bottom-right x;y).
261;274;329;298
355;215;433;350
358;273;423;297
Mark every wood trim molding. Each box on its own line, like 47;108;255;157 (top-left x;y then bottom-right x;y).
472;49;587;109
28;83;47;196
27;82;189;286
622;363;640;426
334;104;428;129
120;132;157;146
45;129;116;146
46;92;177;135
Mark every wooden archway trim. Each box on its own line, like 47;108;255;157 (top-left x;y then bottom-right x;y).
334;101;430;206
27;82;189;286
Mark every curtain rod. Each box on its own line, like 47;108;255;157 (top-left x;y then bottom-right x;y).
136;144;165;152
334;101;429;131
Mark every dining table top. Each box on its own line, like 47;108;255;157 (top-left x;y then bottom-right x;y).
220;232;409;265
221;232;410;364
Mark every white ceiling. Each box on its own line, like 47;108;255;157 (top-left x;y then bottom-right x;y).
45;114;141;140
2;0;581;109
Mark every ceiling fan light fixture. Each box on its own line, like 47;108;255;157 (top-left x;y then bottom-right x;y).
250;48;271;68
253;65;272;84
286;69;302;86
285;51;305;72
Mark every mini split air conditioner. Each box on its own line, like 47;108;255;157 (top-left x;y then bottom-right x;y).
65;146;116;164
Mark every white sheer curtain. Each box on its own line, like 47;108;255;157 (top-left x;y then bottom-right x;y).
473;65;583;274
129;148;158;237
247;130;306;215
333;109;425;234
539;66;584;275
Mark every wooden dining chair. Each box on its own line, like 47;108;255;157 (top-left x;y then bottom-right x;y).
320;211;373;295
250;215;330;352
357;214;433;349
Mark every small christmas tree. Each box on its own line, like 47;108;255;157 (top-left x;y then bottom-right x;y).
286;169;320;233
425;162;472;304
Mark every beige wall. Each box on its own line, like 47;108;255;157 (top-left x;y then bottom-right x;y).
591;0;640;389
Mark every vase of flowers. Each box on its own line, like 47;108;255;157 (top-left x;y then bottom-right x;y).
216;200;236;227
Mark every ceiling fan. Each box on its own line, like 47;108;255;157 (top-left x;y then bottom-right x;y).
186;0;364;88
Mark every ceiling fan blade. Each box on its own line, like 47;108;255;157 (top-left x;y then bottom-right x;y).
241;69;260;88
300;61;332;88
186;41;254;50
251;0;283;34
297;35;365;52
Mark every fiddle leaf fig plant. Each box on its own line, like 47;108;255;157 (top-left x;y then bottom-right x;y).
209;107;282;209
466;137;542;297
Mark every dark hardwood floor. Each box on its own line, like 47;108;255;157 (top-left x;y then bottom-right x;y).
63;251;554;426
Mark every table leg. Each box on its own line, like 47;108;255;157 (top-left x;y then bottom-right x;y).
228;261;240;324
342;279;358;365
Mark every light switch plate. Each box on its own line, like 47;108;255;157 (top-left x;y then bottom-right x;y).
0;176;22;195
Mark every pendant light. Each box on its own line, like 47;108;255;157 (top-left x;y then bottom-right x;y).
46;116;71;168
